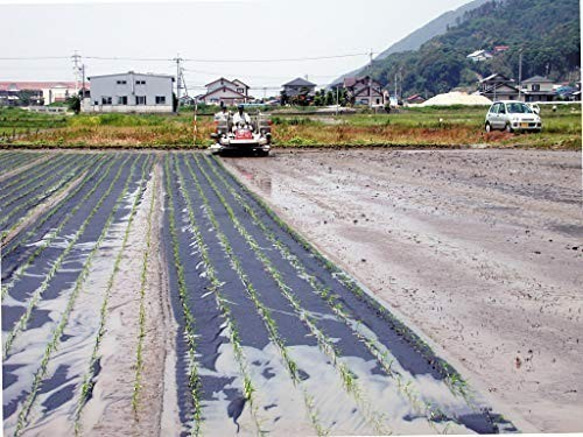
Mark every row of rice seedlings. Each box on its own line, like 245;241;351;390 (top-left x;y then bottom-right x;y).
1;155;114;300
0;152;57;193
1;153;112;259
210;155;471;402
0;155;93;234
131;157;158;417
183;156;331;436
170;155;264;436
73;154;153;434
2;154;56;190
0;153;76;204
14;155;141;436
164;155;204;436
0;151;26;168
2;155;134;358
193;155;390;435
205;158;448;427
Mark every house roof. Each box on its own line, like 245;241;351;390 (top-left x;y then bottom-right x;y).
522;75;554;84
283;77;317;87
0;81;84;91
480;73;513;83
199;86;253;100
467;50;492;58
205;77;236;88
232;78;250;88
88;71;174;80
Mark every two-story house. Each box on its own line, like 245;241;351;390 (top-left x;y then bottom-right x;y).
521;76;556;102
343;76;385;107
282;77;317;98
198;78;252;105
478;73;519;101
86;72;174;113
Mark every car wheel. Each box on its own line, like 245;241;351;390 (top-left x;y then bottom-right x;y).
485;123;492;133
505;123;513;133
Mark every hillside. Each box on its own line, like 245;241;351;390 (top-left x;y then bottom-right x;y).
332;0;494;85
365;0;581;98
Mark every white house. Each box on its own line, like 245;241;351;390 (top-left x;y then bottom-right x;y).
198;78;253;105
467;50;493;62
521;76;556;102
86;71;174;113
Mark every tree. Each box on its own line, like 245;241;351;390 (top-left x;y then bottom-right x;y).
67;95;81;114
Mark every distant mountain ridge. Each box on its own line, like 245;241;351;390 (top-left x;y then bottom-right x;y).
332;0;494;85
375;0;494;60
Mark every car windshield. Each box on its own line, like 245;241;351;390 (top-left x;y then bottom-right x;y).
506;103;533;114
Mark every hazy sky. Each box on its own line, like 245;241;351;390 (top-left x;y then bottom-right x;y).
0;0;474;94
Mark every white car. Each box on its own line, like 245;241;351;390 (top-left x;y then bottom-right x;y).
485;100;542;133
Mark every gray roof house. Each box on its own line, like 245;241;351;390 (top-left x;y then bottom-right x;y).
85;71;175;113
478;73;519;101
521;76;556;102
282;78;317;97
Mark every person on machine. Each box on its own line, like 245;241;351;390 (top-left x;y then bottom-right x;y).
232;104;251;130
214;102;230;122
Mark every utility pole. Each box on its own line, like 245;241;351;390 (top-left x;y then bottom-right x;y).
368;48;374;108
72;50;81;94
81;64;86;101
518;50;523;101
174;54;184;102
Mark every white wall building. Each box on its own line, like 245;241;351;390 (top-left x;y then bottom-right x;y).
85;71;175;113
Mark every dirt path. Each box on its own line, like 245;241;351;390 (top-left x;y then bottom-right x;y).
222;148;583;433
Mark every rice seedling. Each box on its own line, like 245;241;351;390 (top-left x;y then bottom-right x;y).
207;155;470;423
73;155;153;434
0;155;94;235
164;155;204;436
2;155;133;358
1;153;112;258
132;157;158;417
0;153;82;209
172;155;266;435
14;155;140;436
195;155;393;435
1;154;113;300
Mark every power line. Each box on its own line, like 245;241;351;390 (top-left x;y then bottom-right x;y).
0;52;370;64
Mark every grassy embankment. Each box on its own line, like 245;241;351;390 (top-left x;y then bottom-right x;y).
0;105;580;149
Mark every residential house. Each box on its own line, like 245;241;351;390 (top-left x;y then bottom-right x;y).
478;73;519;101
333;76;385;107
0;81;81;106
198;78;252;105
521;76;555;102
282;77;317;98
86;72;174;113
467;50;493;62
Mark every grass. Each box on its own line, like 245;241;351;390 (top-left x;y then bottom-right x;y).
0;104;579;149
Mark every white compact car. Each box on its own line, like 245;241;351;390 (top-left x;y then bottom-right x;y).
485;100;542;133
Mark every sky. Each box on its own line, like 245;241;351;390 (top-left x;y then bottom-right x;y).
0;0;474;95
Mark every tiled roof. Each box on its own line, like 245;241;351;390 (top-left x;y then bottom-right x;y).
283;77;316;87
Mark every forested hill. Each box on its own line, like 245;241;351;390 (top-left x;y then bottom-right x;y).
365;0;580;98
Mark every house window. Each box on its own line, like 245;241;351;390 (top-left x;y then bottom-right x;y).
136;80;146;85
101;96;112;105
155;96;166;104
116;80;127;85
136;96;146;105
532;84;540;92
237;88;244;94
117;96;128;105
